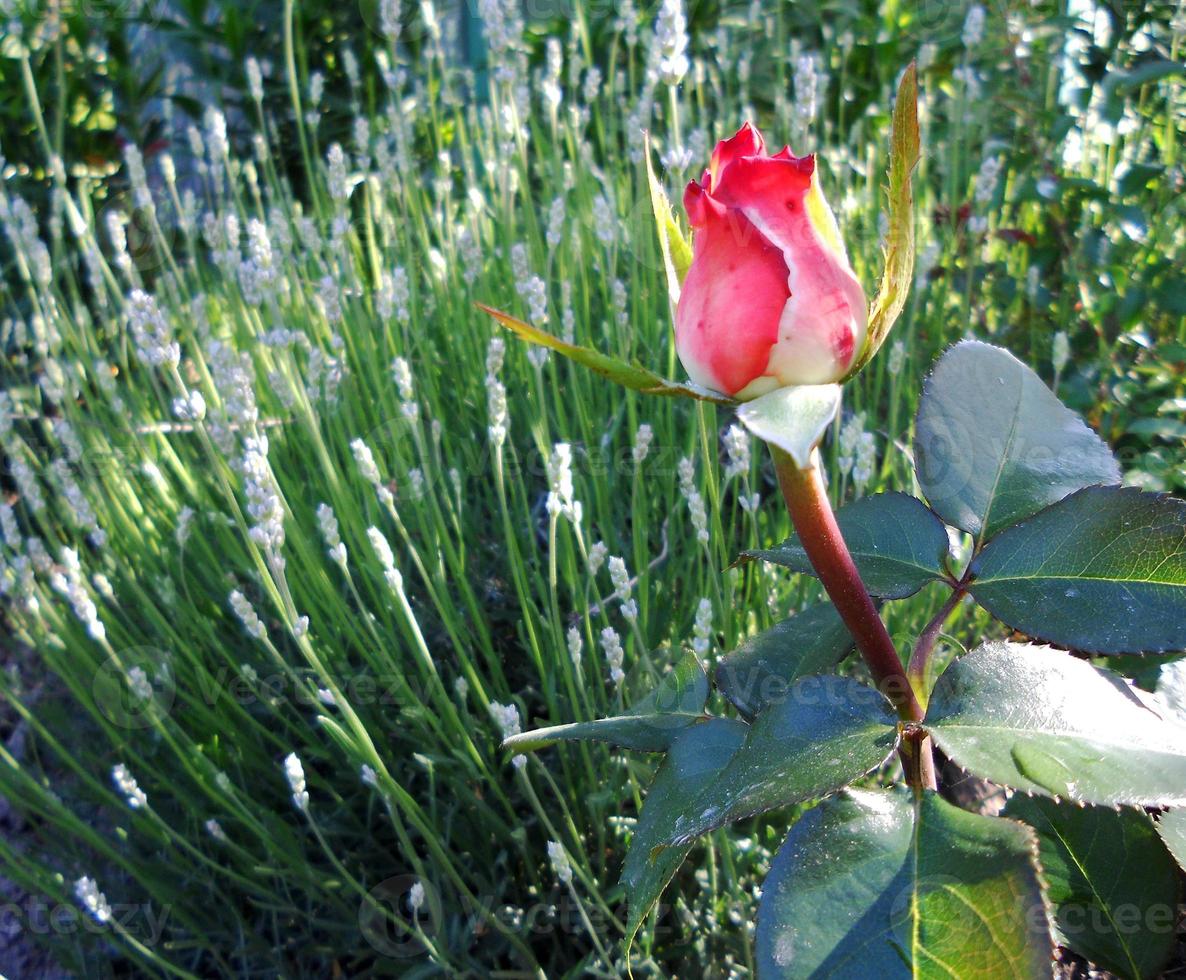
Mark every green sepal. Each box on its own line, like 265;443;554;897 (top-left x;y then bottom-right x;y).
478;305;735;405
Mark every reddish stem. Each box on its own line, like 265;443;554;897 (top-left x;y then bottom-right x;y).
771;447;936;790
907;587;964;692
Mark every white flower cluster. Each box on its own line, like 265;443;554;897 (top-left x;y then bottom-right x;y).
546;196;566;248
391;355;421;425
241;436;285;558
587;540;608;577
591;194;617;245
489;701;526;769
10;456;45;513
112;763;147;809
566;626;583;668
229;589;267;641
351;438;394;507
723;425;751;479
512;244;549;328
125;666;151;702
316;503;348;566
692;597;713;656
486;338;509;447
1052;331;1070;376
678;458;709;543
74;877;112;924
601;626;625;686
963;4;986;48
367;526;403;592
48;458;105;548
172;389;206;422
0;502;19;548
547;840;574;885
545;443;581;523
120;145;157;205
608;556;637;621
379;0;401;40
632;423;653;465
175;506;195;547
378;268;411;324
973;155;1003;205
654;0;689;85
50;547;106;642
541;38;563;113
838;413;877;494
239;219;281;306
0;194;52;289
283;752;309;811
477;0;524;82
409;880;426;912
327;144;350;204
126;290;180;369
792;51;824;132
206;338;259;446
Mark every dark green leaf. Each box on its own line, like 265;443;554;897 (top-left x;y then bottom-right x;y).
621;719;747;950
1155;810;1186;872
1126;417;1186;440
660;676;898;848
914;341;1120;544
924;642;1186;806
1116;163;1165;197
848;63;919;377
756;789;1052;977
739;492;951;599
969;486;1186;654
1004;795;1179;979
1106;59;1186;94
477;305;736;405
503;652;707;753
715;603;854;718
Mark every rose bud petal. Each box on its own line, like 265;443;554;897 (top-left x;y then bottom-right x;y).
675;124;868;398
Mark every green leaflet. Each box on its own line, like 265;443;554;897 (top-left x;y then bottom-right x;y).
914;341;1121;543
503;652;708;753
715;602;854;718
739;492;951;599
968;486;1186;654
1004;795;1180;979
924;641;1186;806
620;719;748;951
756;789;1052;978
658;675;898;849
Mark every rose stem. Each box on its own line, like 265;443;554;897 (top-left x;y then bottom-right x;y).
907;587;965;694
770;445;936;791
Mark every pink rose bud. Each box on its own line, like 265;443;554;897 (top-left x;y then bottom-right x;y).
675;123;868;398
